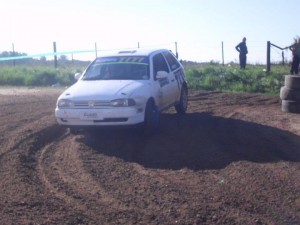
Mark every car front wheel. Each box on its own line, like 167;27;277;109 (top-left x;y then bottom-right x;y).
69;127;79;135
142;100;160;134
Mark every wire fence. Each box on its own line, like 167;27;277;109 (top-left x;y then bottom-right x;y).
0;40;293;68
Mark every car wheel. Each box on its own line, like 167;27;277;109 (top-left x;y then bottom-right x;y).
175;85;188;114
143;100;160;134
69;127;79;135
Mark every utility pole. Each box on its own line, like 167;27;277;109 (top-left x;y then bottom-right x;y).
53;41;57;68
138;42;140;48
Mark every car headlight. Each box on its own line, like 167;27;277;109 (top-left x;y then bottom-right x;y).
57;99;74;108
110;98;136;107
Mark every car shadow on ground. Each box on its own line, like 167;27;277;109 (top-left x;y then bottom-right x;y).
78;112;300;171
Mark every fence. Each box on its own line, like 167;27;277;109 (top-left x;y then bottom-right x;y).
0;41;292;70
266;41;291;72
0;42;97;68
0;42;179;68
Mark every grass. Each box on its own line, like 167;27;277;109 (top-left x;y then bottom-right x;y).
0;64;87;87
0;62;291;95
185;63;288;95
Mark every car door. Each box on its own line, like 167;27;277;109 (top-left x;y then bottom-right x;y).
152;53;176;109
162;51;183;102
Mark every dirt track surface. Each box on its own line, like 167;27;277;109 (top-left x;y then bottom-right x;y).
0;87;300;225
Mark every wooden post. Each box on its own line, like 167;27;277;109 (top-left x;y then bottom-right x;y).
175;41;178;59
222;41;224;66
95;42;98;58
267;41;271;72
53;42;57;68
12;43;15;66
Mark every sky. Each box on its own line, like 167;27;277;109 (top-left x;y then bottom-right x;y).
0;0;299;64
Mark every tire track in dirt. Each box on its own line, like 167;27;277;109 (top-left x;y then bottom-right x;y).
1;89;300;224
0;92;59;155
0;123;107;224
37;134;132;213
35;130;165;224
74;130;212;222
0;113;57;155
0;124;68;224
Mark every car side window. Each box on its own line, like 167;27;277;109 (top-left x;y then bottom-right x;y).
153;53;170;79
162;51;180;71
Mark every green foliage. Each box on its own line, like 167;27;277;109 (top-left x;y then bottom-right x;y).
0;62;289;95
0;65;86;87
185;63;287;95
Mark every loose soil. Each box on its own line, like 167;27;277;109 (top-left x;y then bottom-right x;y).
0;87;299;225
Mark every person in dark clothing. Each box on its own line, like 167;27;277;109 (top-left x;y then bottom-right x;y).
289;37;300;75
235;37;248;69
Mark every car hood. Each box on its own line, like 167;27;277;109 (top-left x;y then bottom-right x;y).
60;80;147;100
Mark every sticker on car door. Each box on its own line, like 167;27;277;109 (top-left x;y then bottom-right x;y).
174;69;185;89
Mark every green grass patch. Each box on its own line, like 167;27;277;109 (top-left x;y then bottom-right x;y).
0;65;87;87
185;63;287;95
0;62;290;95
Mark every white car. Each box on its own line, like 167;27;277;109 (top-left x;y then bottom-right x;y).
55;48;188;134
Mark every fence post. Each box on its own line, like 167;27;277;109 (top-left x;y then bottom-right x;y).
222;41;224;66
175;41;178;59
12;43;15;66
53;42;57;68
95;42;98;58
267;41;271;72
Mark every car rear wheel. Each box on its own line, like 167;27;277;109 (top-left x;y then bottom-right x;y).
175;85;188;114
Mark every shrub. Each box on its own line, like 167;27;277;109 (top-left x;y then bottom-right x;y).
0;65;85;87
185;63;287;95
0;63;289;95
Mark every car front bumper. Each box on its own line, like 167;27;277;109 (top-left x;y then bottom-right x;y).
55;106;144;126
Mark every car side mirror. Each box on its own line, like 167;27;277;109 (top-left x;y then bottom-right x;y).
156;71;168;79
74;73;82;80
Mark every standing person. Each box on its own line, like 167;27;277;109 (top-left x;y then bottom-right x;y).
235;37;248;69
289;37;300;75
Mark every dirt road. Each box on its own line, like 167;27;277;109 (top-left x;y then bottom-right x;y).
0;87;299;225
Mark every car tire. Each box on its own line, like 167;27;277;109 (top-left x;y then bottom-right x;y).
280;86;300;101
281;100;300;113
284;75;300;89
175;85;188;114
142;100;160;135
69;127;79;135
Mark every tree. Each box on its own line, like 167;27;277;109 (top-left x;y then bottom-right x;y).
59;55;68;61
40;56;47;62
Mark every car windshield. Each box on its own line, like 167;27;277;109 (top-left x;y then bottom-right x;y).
82;56;149;81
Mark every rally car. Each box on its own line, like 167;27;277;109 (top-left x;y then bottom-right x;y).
55;48;188;134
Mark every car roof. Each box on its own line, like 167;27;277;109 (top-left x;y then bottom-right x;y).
96;48;171;58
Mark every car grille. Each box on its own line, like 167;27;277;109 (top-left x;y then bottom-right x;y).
73;100;111;108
